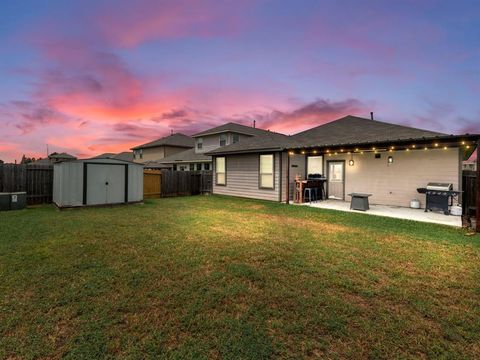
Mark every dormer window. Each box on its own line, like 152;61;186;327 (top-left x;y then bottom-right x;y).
197;138;203;150
232;133;239;143
219;134;227;147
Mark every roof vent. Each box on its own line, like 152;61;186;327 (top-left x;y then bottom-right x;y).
370;112;374;120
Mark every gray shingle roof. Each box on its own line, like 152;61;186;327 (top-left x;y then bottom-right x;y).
154;148;211;163
131;133;194;150
206;115;469;155
193;122;276;137
91;152;134;161
292;115;446;148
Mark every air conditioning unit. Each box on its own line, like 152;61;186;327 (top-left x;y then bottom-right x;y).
10;192;27;210
0;192;10;211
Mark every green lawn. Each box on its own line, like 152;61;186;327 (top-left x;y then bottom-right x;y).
1;196;479;359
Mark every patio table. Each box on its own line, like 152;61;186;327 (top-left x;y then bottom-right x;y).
348;193;372;211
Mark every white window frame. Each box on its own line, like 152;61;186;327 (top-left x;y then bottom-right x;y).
259;154;274;189
197;138;203;150
307;156;323;176
219;134;227;147
215;157;226;185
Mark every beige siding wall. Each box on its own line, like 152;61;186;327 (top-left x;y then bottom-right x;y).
325;148;461;207
213;153;281;201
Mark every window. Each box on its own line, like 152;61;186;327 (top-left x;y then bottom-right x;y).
134;149;143;159
204;163;210;171
307;156;323;176
219;134;227;147
328;163;343;182
196;163;202;171
259;154;274;189
197;138;203;150
173;164;177;171
189;163;195;171
232;133;239;143
216;157;226;185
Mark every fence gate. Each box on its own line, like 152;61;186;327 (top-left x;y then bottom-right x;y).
143;169;162;199
462;170;477;217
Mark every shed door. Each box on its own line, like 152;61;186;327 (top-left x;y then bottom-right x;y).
86;164;125;205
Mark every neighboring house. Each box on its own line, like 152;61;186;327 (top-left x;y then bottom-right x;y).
130;133;194;163
207;115;478;207
463;160;477;171
92;152;134;162
30;152;77;165
153;122;279;171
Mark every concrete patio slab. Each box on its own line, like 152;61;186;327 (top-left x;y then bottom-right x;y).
298;200;462;227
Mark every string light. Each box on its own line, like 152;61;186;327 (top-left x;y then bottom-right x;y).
355;148;359;152
462;141;465;145
313;150;317;154
334;152;338;155
360;151;364;154
434;143;439;147
412;145;416;148
466;145;470;149
301;150;305;154
372;147;376;150
424;147;428;150
288;151;294;156
326;149;330;153
391;146;395;150
340;149;344;152
443;146;448;150
406;148;410;152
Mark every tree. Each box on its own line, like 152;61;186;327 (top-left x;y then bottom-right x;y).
0;159;4;164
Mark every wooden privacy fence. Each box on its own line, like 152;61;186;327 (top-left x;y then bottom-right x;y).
159;170;212;197
0;164;54;205
462;170;477;216
144;169;162;199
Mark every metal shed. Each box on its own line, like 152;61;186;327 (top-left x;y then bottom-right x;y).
53;158;143;208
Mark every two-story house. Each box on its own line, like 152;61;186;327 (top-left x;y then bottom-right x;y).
153;123;275;171
130;133;194;163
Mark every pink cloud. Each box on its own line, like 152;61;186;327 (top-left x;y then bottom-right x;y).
94;0;255;47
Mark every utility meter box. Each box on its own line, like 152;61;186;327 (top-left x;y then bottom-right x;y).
0;192;10;211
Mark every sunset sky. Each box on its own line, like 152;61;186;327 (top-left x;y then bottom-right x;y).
1;0;479;162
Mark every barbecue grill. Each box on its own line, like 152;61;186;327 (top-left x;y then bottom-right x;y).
417;183;462;215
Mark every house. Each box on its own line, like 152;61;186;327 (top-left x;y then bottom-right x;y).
207;115;479;207
463;160;477;171
30;152;77;165
153;122;279;171
130;133;194;163
92;152;134;162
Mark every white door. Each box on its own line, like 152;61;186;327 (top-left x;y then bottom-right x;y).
328;161;345;200
106;165;126;204
86;164;125;205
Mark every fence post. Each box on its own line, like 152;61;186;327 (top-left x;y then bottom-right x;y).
476;142;480;232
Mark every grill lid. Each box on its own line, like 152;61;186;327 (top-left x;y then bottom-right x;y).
426;182;453;191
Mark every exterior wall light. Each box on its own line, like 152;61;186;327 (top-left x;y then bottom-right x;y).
388;156;393;164
349;159;354;166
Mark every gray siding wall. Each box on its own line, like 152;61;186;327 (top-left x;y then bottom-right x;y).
196;133;251;154
213;152;281;201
